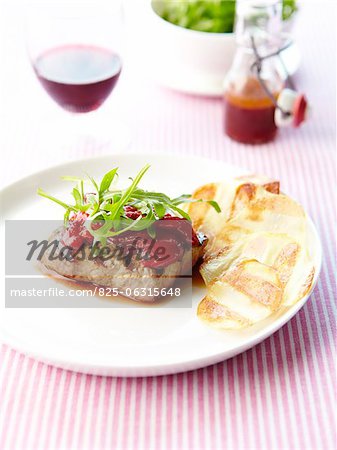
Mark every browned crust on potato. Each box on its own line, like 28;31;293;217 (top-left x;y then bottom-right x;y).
263;181;280;194
296;267;315;302
251;195;305;217
197;296;250;326
188;183;218;229
274;243;299;284
230;183;257;219
235;175;280;195
222;262;283;310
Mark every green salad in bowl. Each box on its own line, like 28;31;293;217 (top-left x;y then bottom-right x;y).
156;0;297;33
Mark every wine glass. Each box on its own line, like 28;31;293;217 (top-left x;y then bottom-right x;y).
25;1;129;153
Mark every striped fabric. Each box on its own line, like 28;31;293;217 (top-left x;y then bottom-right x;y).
0;2;336;449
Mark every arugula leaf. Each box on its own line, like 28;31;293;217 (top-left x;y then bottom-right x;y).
282;0;297;21
79;180;84;203
167;204;191;220
72;187;82;208
61;176;84;182
153;202;166;219
99;167;118;197
37;188;78;212
205;199;221;213
158;0;296;34
86;173;99;197
108;164;151;221
173;194;221;213
131;189;172;204
38;164;221;244
171;194;192;205
187;198;221;213
63;208;71;225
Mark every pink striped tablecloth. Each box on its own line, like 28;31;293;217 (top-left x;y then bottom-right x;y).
0;2;336;449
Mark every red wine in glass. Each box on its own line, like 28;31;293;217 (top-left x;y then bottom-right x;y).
33;45;122;112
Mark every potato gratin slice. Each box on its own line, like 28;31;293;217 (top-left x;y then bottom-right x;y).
186;177;315;329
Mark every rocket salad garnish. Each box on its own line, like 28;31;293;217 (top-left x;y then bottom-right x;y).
38;164;220;244
158;0;297;34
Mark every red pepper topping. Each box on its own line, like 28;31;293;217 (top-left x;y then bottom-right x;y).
123;205;143;220
62;210;201;268
158;214;200;247
142;239;184;269
61;211;93;251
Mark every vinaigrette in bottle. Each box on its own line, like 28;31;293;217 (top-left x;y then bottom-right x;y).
223;0;284;144
224;77;279;144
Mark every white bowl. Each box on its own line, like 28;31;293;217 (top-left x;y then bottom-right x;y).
124;0;300;96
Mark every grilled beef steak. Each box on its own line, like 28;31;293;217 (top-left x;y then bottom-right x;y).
37;165;218;302
41;213;207;302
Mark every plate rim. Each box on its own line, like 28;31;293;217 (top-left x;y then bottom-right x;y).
0;152;242;195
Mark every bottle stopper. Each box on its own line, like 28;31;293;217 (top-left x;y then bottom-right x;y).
275;88;309;128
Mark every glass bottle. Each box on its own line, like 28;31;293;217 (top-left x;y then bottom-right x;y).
223;0;284;144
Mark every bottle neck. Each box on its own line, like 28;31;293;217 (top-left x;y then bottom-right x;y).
235;0;282;52
227;44;284;94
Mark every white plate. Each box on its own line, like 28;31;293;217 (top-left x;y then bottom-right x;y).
0;154;321;376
